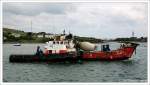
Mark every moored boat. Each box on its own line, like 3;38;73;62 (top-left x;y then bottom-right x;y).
13;43;21;46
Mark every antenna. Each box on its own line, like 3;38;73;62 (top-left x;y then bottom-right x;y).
132;31;134;37
52;17;56;35
63;29;65;35
31;20;32;32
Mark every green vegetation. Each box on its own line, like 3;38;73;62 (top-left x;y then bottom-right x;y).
3;28;24;34
113;37;147;42
3;28;147;43
74;36;103;43
3;28;103;43
3;28;54;43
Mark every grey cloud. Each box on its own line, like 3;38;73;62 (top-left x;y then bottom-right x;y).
3;3;148;39
3;3;75;16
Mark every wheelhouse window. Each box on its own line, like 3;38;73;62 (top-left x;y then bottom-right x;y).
61;41;63;44
57;41;59;44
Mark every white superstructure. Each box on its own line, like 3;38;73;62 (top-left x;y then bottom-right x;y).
44;34;76;54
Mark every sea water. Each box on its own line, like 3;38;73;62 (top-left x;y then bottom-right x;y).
3;42;147;82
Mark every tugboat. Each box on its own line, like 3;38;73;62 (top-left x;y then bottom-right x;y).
41;33;78;62
9;33;78;62
9;32;139;62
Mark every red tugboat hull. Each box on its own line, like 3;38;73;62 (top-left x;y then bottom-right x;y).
82;43;139;61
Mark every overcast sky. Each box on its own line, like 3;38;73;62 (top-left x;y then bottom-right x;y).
3;2;148;39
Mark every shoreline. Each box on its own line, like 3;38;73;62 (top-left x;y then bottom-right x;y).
3;41;147;44
3;42;45;44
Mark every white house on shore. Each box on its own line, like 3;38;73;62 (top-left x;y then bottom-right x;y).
11;33;21;38
45;34;54;39
37;32;55;39
37;34;44;38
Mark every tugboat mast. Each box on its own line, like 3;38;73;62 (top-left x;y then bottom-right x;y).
30;20;32;33
132;31;134;37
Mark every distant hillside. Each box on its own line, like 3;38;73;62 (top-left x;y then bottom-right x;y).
3;28;104;43
3;28;146;43
3;28;24;34
113;37;147;42
74;36;103;43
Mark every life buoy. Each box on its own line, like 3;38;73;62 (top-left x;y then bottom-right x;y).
110;56;113;60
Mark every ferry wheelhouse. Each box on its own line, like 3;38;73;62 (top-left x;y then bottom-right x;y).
44;34;76;55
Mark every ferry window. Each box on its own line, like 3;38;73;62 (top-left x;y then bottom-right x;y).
61;41;63;44
64;41;67;44
57;41;59;44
